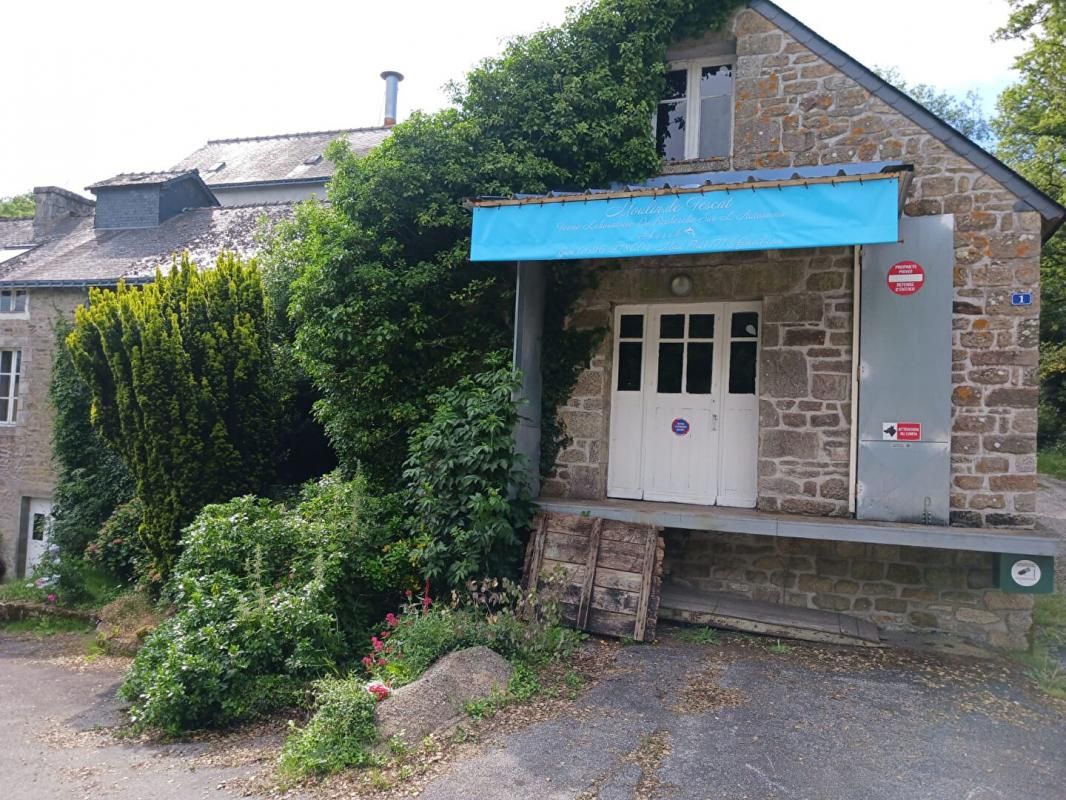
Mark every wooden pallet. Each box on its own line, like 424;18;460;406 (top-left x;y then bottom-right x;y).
522;512;664;642
659;581;882;647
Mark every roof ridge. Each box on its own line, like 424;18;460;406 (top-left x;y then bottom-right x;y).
206;126;389;145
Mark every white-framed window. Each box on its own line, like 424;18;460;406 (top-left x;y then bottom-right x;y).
0;289;27;314
0;349;22;424
655;57;734;161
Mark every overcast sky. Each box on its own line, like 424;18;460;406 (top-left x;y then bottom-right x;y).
1;0;1026;200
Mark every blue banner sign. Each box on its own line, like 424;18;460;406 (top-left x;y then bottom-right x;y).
471;177;900;262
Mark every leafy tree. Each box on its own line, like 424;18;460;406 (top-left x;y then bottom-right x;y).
49;319;134;557
283;0;742;488
992;0;1066;445
876;67;994;147
66;253;284;582
0;192;33;218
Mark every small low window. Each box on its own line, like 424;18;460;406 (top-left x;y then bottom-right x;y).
0;289;27;314
0;348;22;423
655;60;733;161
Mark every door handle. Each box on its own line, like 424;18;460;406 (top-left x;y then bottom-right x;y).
712;414;719;431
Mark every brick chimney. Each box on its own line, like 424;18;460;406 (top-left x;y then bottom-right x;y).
32;186;95;240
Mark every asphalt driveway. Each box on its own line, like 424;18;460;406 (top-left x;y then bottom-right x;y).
3;627;1064;800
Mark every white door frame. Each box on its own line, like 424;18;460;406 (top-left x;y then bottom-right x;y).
606;301;761;508
24;497;53;574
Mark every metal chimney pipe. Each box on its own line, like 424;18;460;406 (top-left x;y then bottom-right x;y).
381;71;404;127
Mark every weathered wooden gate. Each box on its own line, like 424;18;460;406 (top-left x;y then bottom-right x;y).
522;512;664;642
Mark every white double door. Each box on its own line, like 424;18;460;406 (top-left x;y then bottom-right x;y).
607;302;760;508
25;498;53;573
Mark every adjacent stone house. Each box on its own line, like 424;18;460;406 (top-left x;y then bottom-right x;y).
472;1;1065;647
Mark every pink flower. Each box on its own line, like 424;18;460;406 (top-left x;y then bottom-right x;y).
371;636;384;652
366;681;391;702
380;630;390;640
385;613;399;628
361;656;374;668
46;594;57;604
405;589;413;600
422;581;432;610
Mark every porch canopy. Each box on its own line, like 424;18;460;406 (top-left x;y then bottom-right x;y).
469;163;912;263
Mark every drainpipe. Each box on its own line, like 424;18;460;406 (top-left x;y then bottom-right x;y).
848;245;862;515
381;71;404;127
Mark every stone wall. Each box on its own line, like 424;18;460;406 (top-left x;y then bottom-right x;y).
545;6;1042;529
663;528;1033;649
0;288;85;579
544;246;857;517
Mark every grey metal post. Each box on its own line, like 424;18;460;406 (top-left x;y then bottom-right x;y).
513;261;546;497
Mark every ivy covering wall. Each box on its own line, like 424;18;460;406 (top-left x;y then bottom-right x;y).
274;0;742;488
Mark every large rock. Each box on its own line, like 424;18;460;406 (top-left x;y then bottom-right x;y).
375;646;513;747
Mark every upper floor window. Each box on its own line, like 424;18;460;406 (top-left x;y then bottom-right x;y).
0;349;21;424
0;289;27;314
655;60;734;161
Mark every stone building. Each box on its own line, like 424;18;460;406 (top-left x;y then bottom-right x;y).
471;1;1065;647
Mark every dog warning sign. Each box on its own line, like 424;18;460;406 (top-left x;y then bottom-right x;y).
883;422;922;441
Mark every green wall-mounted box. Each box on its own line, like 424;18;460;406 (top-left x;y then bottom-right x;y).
994;553;1054;594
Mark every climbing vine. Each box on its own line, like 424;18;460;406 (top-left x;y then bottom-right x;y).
276;0;742;486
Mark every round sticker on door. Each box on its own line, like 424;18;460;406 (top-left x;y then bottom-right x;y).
887;260;925;296
1011;559;1042;588
671;418;690;436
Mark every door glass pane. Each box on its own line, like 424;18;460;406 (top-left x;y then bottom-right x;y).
730;311;760;338
657;343;684;393
619;314;643;339
660;314;685;339
656;100;687;161
32;513;46;541
687;342;713;394
688;314;715;339
729;341;758;394
617;341;643;392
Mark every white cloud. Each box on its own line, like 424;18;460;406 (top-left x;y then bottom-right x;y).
1;0;1025;199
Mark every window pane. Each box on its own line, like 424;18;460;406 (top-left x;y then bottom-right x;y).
660;314;685;339
657;343;684;394
620;314;643;339
730;312;760;339
656;100;687;161
0;350;9;373
14;291;26;313
700;64;732;97
729;341;758;394
687;342;713;394
32;513;46;541
0;376;8;399
664;69;688;100
688;314;715;339
0;292;9;313
0;399;6;422
698;94;732;159
617;341;643;391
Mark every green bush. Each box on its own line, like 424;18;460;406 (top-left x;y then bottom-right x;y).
365;578;581;688
49;319;134;558
85;499;147;584
67;253;284;583
120;473;417;734
278;677;381;778
404;365;533;591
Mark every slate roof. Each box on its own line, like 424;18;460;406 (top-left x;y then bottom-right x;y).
0;204;293;286
171;127;391;188
0;218;35;247
86;171;201;190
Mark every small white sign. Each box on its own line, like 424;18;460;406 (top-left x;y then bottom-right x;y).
1011;559;1041;588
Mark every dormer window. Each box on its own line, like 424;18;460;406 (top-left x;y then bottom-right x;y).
656;59;734;161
